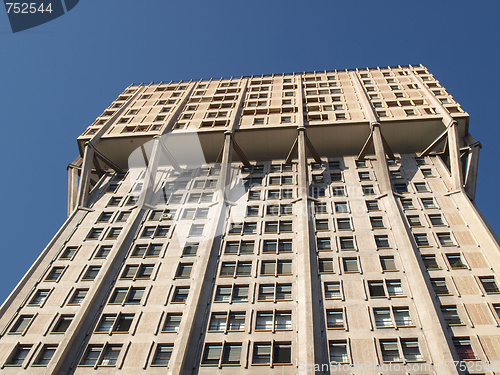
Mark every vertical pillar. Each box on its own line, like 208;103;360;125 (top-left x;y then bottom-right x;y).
296;126;324;369
76;143;95;208
353;70;458;375
67;166;79;215
447;120;464;191
465;141;481;200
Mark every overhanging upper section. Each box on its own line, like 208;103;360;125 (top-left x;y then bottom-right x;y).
77;64;469;168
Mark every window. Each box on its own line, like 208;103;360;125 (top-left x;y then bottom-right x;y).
262;239;292;254
317;238;331;251
220;261;252;277
255;310;291;331
362;185;375;195
387;280;404;297
335;202;349;213
324;282;342;299
356;160;367;168
421;198;437;208
132;243;162;257
152;344;173;366
329;341;349;363
415;157;426;165
441;305;462;325
33;345;57;366
480;276;500;294
331;172;342;181
428;214;444;226
421;168;434;177
422;255;440;270
202;343;242;366
52;315;73;333
437;233;454;246
251;342;291;365
358;171;371;181
401;339;423;361
390;170;403;179
29;289;50;306
172;286;190;303
319;258;334;273
326;309;344;329
264;220;292;233
260;260;292;276
414;233;430;247
97;212;113;223
252;343;271;364
163;313;182;332
431;278;450;295
401;199;414;209
182;242;199;256
141;225;170;238
380;340;401;362
368;281;386;297
82;266;100;281
342;258;359;273
95;245;112;259
6;345;32;366
215;284;248;302
10;315;33;334
332;186;346;196
366;200;379;211
176;263;193;278
337;218;352;230
60;246;77;259
258;283;292;301
380;256;397;271
45;267;65;282
394;184;408;194
339;236;355;250
394;307;413;327
96;314;134;333
315;219;329;231
246;206;259;217
375;235;390;249
446;254;467;269
453;337;476;360
370;216;385;229
414;182;429;192
109;287;144;304
374;308;393;328
407;215;422;227
315;202;327;213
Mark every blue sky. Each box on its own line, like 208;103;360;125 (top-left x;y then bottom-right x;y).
0;0;499;303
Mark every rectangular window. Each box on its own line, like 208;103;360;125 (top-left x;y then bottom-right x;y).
45;267;65;282
441;305;462;325
375;235;390;249
329;341;349;363
480;276;500;294
163;313;182;332
60;246;78;259
366;200;379;211
393;307;413;327
343;258;359;273
339;237;355;250
446;254;467;269
429;214;444;226
437;233;455;246
52;314;73;333
82;266;100;281
29;289;50;306
10;315;34;334
453;338;476;360
319;258;334;273
324;282;342;299
401;199;414;209
326;309;344;329
386;280;404;297
317;238;331;251
380;340;401;362
407;215;422;227
152;344;173;366
401;339;423;361
316;219;329;231
431;278;450;295
176;263;193;278
68;289;88;305
370;216;385;229
335;202;349;213
380;256;397;271
414;234;430;247
374;308;393;327
337;218;352;230
172;286;190;302
252;343;271;364
421;198;436;208
7;345;32;366
33;344;57;366
422;255;440;270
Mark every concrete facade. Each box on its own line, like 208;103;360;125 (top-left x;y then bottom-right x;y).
0;65;499;375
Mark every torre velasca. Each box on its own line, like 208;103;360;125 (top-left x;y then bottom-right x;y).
0;65;498;375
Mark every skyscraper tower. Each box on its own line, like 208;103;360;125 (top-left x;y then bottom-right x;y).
0;65;498;375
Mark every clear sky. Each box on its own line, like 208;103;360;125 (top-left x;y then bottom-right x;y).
0;0;499;303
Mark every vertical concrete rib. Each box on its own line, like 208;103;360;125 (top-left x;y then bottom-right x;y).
352;70;458;375
295;75;326;371
409;70;464;191
174;80;247;375
464;134;481;200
